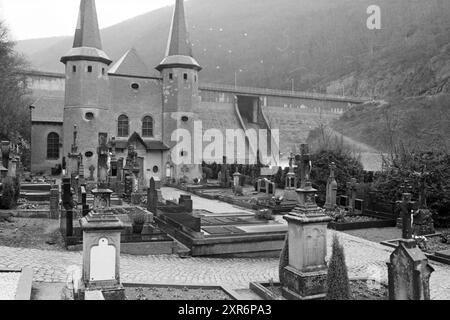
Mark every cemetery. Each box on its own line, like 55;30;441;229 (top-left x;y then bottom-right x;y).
0;137;450;300
1;134;450;300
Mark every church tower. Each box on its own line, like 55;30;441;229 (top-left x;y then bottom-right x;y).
156;0;203;182
61;0;112;181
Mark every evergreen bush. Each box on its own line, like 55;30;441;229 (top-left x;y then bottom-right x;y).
326;234;351;300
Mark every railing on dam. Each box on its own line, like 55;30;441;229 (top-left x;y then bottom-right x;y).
199;83;369;104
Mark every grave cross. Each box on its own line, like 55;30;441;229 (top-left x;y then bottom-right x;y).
329;162;336;179
416;167;430;209
299;144;311;188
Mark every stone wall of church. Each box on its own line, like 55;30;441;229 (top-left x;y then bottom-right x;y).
109;75;163;142
31;122;63;174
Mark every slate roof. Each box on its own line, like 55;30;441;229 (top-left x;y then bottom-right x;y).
115;132;170;151
61;0;111;65
109;48;152;78
31;96;64;123
73;0;103;50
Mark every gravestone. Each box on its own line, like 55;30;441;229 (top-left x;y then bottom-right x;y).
387;193;434;300
80;185;90;217
62;178;74;237
324;162;338;211
147;178;158;214
354;199;364;214
281;177;332;300
338;195;349;208
179;194;193;213
79;211;125;300
49;185;60;220
7;158;18;178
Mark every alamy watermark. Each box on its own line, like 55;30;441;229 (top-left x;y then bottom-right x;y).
170;120;280;166
367;5;382;30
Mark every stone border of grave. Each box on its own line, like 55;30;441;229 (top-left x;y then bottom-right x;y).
9;206;51;219
249;277;388;301
380;233;450;266
0;267;33;300
328;211;397;231
122;282;244;300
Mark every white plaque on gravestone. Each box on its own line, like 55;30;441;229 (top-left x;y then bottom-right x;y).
90;238;116;282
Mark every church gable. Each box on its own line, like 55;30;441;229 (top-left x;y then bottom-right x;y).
109;48;152;78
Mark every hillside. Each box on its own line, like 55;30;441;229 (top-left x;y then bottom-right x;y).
332;94;450;154
15;0;450;97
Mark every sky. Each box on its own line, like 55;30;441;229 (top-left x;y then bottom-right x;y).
0;0;174;40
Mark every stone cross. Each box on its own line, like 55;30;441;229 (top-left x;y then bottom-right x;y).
417;167;430;209
298;144;311;188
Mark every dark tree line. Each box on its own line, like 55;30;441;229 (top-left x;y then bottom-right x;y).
0;22;30;143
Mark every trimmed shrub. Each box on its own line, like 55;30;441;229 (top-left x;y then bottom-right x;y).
326;234;351;300
1;177;17;209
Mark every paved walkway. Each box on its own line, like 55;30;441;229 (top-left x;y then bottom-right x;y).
161;187;254;215
1;231;450;299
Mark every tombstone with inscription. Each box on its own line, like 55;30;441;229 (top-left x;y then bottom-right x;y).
79;211;125;300
281;174;332;300
324;162;338;211
387;193;434;300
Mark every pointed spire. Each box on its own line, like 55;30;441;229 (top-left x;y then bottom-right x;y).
73;0;102;49
156;0;201;72
167;0;192;57
61;0;111;65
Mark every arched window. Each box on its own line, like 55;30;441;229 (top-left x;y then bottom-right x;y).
47;132;60;159
118;115;129;137
142;116;154;137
